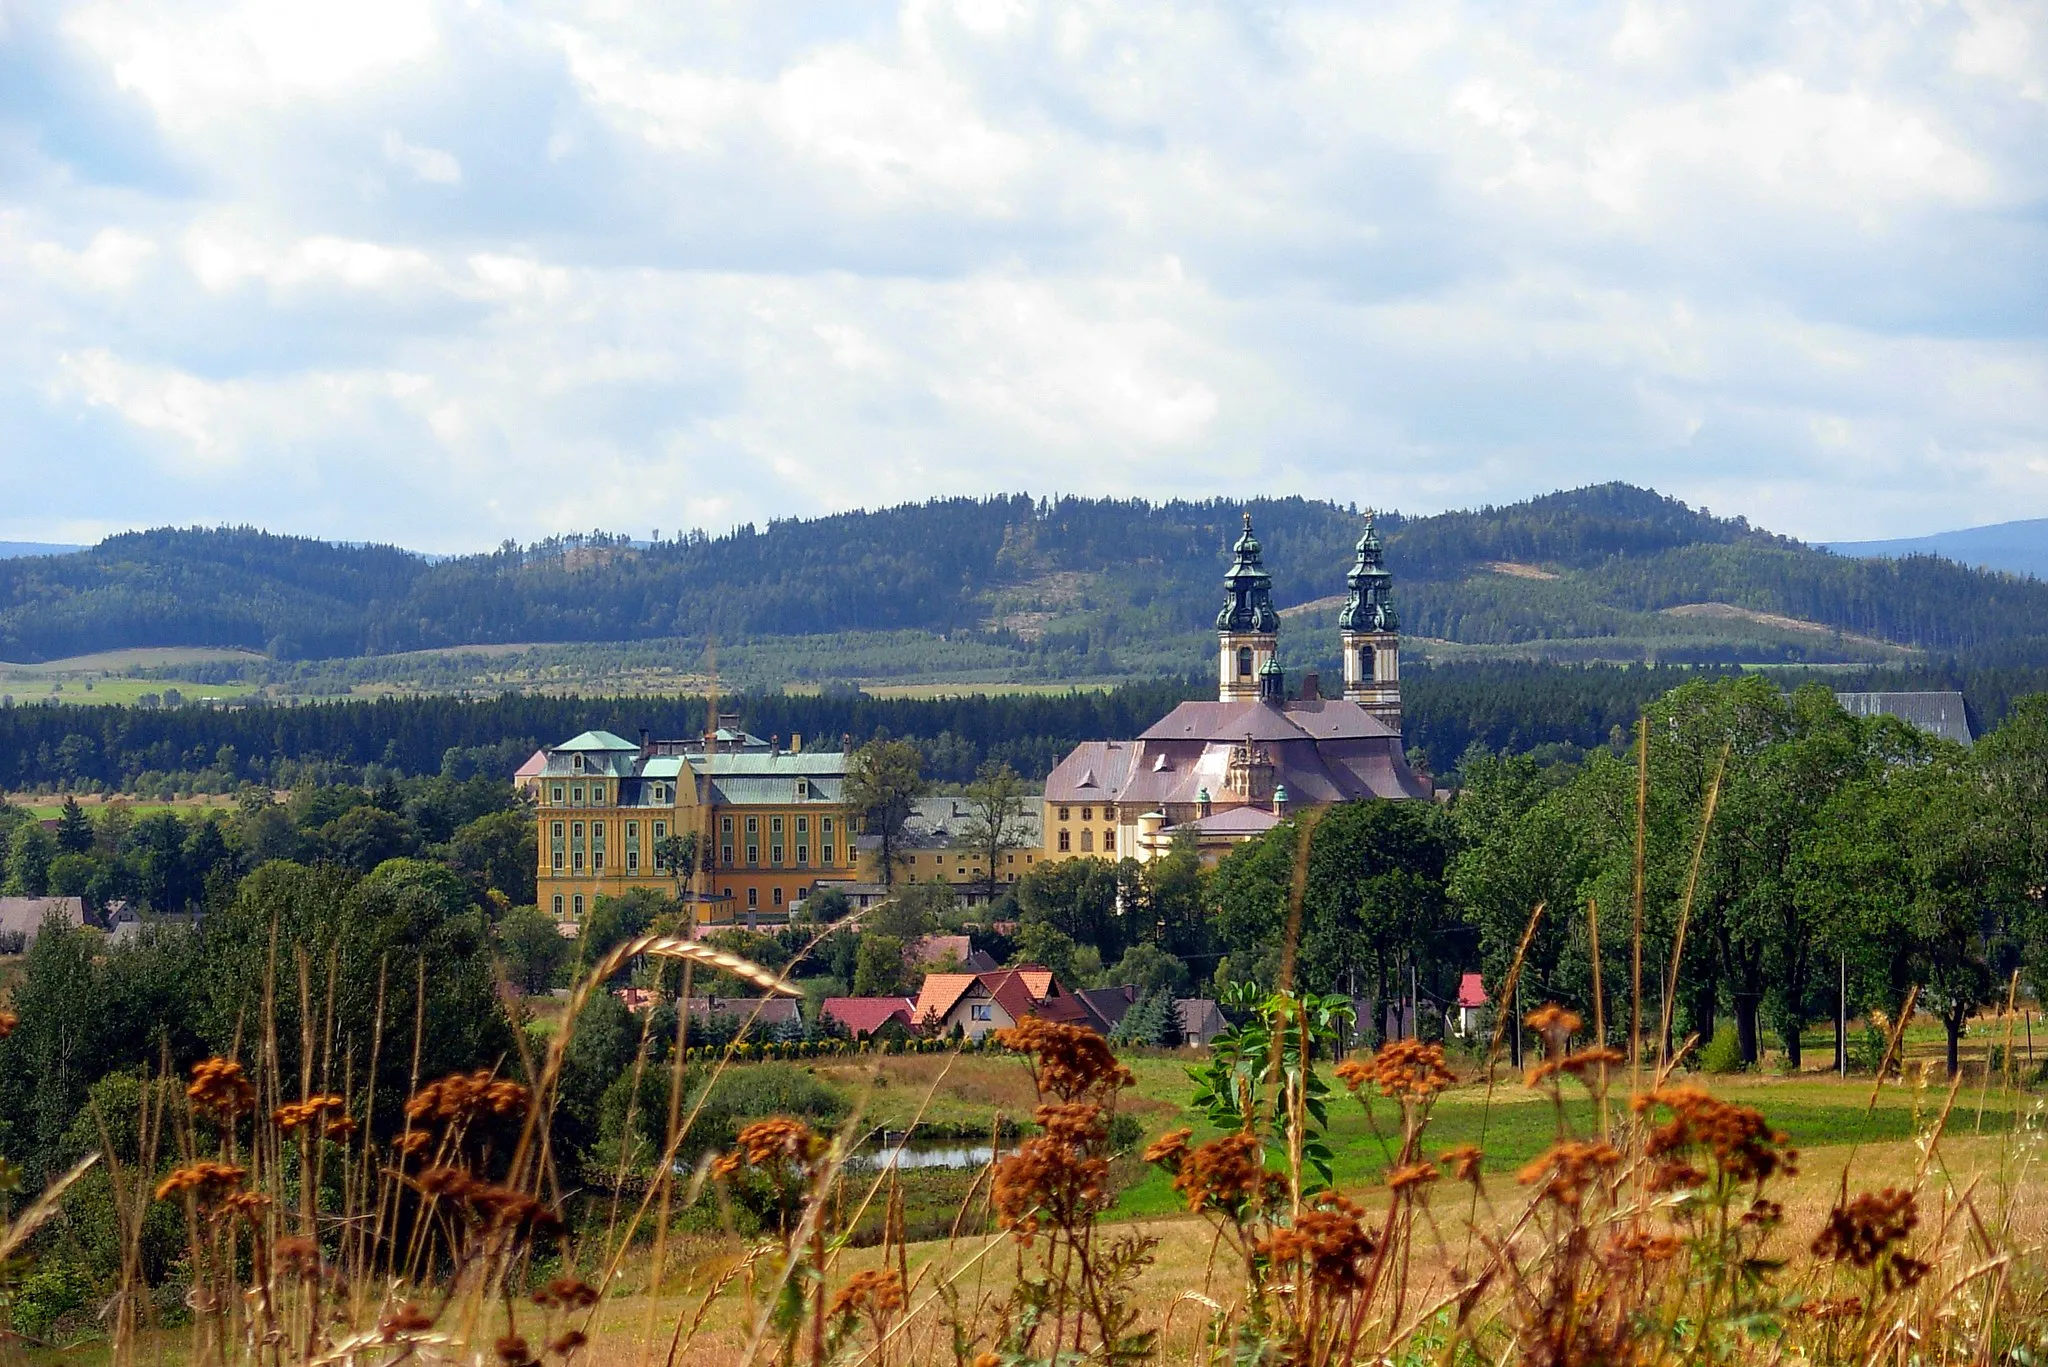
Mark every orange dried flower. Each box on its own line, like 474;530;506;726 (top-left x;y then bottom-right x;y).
1387;1162;1440;1193
1438;1144;1485;1185
994;1017;1134;1103
273;1093;347;1133
495;1332;537;1366
406;1070;529;1129
1812;1188;1918;1269
829;1268;906;1322
1169;1131;1285;1218
1635;1086;1797;1187
1336;1039;1458;1102
1255;1193;1378;1294
1800;1295;1866;1324
155;1160;248;1205
1143;1126;1193;1169
549;1329;589;1356
275;1235;321;1278
533;1275;601;1310
0;1010;18;1039
1517;1139;1621;1208
713;1116;826;1179
380;1303;435;1340
186;1057;256;1122
1525;1003;1582;1044
1605;1226;1681;1265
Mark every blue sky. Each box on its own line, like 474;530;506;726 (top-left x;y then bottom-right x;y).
2;0;2043;554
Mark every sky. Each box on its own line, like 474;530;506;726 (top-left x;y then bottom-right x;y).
2;0;2043;555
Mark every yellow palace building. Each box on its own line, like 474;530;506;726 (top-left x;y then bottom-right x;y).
532;726;856;926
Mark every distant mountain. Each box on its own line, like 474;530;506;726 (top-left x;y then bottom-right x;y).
1827;518;2048;582
0;541;84;559
4;486;2047;673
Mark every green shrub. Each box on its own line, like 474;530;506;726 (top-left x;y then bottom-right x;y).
1700;1026;1745;1074
10;1257;93;1344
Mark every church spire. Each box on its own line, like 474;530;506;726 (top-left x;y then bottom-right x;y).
1217;512;1280;701
1340;512;1402;728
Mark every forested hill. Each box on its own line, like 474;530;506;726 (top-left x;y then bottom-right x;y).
3;486;2046;668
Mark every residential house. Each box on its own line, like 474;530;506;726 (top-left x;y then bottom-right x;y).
1175;999;1230;1048
1451;973;1488;1039
822;996;918;1038
0;896;88;949
910;966;1091;1040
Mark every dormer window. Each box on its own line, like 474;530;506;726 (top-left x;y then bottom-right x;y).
795;778;810;800
572;754;585;772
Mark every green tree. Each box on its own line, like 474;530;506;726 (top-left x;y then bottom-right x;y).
4;824;55;896
581;886;670;962
47;853;96;900
1138;832;1209;961
450;808;537;906
319;805;416;873
1015;857;1125;963
54;797;93;855
844;739;926;887
1108;943;1190;995
1109;989;1183;1048
1976;696;2048;1001
495;904;569;993
0;921;105;1179
960;759;1030;899
851;934;908;996
867;879;953;941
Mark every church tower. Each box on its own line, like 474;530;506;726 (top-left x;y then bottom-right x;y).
1340;513;1401;728
1217;513;1280;702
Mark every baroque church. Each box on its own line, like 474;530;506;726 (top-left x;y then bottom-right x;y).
1040;513;1430;865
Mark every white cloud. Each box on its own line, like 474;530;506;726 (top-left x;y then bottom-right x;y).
0;0;2040;551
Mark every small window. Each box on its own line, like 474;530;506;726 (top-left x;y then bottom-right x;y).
592;783;604;804
771;843;783;865
1103;829;1115;852
1359;646;1374;681
1080;829;1094;852
970;1003;992;1022
722;815;735;834
796;778;809;800
796;816;809;834
823;817;834;836
747;887;759;908
1058;806;1070;821
747;844;759;866
551;784;564;804
572;894;584;918
1238;646;1254;677
573;754;584;772
1059;830;1071;852
796;845;809;866
570;785;583;806
1081;807;1092;822
821;844;833;866
772;886;783;906
771;816;783;835
746;816;759;834
722;843;734;866
552;894;563;918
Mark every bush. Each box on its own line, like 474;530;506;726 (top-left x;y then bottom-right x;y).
1700;1026;1745;1074
10;1257;93;1344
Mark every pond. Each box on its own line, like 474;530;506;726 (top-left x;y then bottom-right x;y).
851;1140;1008;1171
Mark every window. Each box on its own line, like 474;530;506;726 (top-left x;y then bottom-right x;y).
1058;830;1071;852
823;817;834;839
626;820;640;873
571;785;583;806
1079;829;1093;852
551;784;564;805
747;841;759;866
772;887;783;906
747;887;759;908
1081;807;1093;821
651;820;669;870
820;844;833;866
796;816;809;836
571;821;585;871
1102;829;1115;852
796;844;809;866
1058;806;1070;821
796;778;810;800
970;1003;992;1022
771;842;783;866
746;815;759;834
552;894;563;918
572;894;583;918
771;816;783;835
1359;645;1374;681
591;822;605;871
551;821;565;871
723;815;735;835
573;754;584;772
723;842;735;867
592;783;605;804
1238;646;1254;677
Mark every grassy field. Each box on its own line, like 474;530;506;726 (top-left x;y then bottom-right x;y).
0;676;258;705
3;794;240;819
34;1051;2038;1367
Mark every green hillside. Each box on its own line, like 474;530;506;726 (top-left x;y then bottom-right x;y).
4;486;2045;686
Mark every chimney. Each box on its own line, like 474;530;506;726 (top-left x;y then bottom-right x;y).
791;733;802;753
639;727;651;752
1300;671;1320;702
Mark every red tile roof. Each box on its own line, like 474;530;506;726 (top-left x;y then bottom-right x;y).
1457;972;1488;1009
823;996;917;1036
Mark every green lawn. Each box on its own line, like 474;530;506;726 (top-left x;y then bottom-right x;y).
0;677;256;706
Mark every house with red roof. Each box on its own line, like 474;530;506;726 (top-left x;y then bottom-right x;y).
823;996;917;1038
1452;972;1488;1038
911;965;1090;1039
